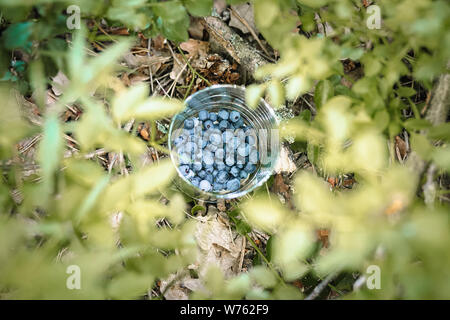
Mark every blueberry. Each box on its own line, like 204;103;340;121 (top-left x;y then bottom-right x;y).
199;180;212;192
218;109;229;120
237;144;249;157
237;163;244;169
205;173;213;184
245;163;256;173
225;165;232;172
222;130;234;143
192;162;202;172
199;110;209;121
229;110;240;123
217;171;229;184
184;118;194;129
246;135;256;146
198;170;206;179
209;132;222;145
216;162;226;171
219;120;229;131
174;134;186;146
204;120;214;130
209;112;218;121
212;169;218;177
185;141;198;154
205;165;214;173
215;148;224;162
225;156;235;167
206;143;218;152
179;152;191;164
203;150;214;166
230;166;240;178
249;149;259;164
213;182;224;191
239;170;248;179
191;176;201;187
226;178;240;192
234;117;244;128
179;165;190;176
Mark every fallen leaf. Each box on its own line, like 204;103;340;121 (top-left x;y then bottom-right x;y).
180;39;209;59
274;146;297;174
229;3;257;35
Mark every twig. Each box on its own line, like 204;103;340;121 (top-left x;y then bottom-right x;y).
305;272;338;300
202;16;269;76
176;46;212;86
228;7;274;61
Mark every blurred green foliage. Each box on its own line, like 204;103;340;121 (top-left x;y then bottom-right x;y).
0;0;449;299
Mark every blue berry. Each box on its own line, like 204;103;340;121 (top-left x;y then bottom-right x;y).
218;109;229;120
237;144;249;157
191;176;201;187
212;169;218;177
205;165;214;173
226;178;240;192
240;170;248;179
184;118;194;129
237;163;244;169
199;180;212;192
214;148;224;162
209;112;218;121
217;171;229;184
198;170;206;179
246;135;256;146
202;150;214;166
230;166;240;178
179;152;191;164
222;130;234;143
192;162;202;172
179;165;190;175
209;132;222;145
245;163;256;173
203;120;213;130
213;182;225;191
185;141;197;154
234;118;244;128
205;173;213;184
249;149;259;164
229;111;240;123
219;120;229;131
199;110;209;121
216;162;226;171
225;156;235;167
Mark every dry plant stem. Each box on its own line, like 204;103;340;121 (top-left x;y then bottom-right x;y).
176;46;212;86
202;16;269;76
228;7;273;61
407;68;450;201
305;272;338;300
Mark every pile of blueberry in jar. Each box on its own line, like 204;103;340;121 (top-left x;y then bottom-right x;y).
173;109;259;193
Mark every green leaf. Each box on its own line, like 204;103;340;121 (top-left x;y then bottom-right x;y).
397;87;417;97
246;84;265;109
183;0;213;16
314;80;334;109
428;123;450;141
38;114;63;192
410;133;433;161
404;118;432;131
133;98;185;120
153;2;189;42
249;266;278;288
1;22;33;52
267;79;285;109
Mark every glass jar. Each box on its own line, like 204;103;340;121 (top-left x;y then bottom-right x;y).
168;84;280;201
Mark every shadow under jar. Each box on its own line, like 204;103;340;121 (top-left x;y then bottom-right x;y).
168;84;280;202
